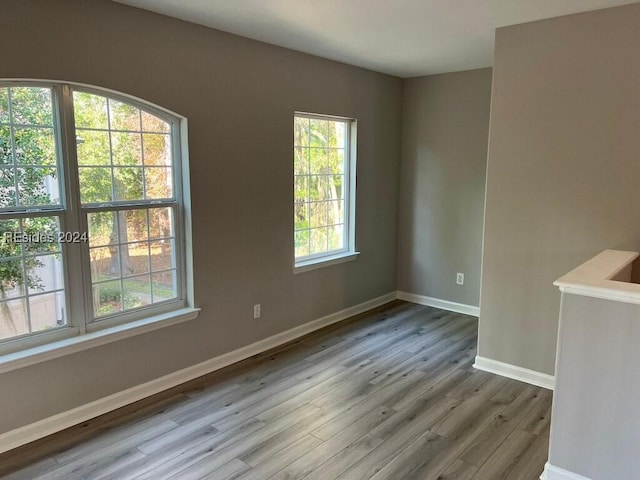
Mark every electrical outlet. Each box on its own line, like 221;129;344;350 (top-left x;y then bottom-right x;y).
253;304;261;319
456;273;464;285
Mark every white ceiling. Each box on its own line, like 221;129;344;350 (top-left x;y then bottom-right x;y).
114;0;638;78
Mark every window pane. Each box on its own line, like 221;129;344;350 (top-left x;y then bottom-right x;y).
294;176;307;203
1;218;21;257
308;175;326;202
330;121;346;148
309;148;328;173
90;246;119;283
123;209;148;244
73;92;108;129
150;239;174;272
0;214;66;340
309;201;328;228
0;126;11;164
122;241;150;276
141;112;170;133
76;130;110;166
10;87;53;126
294;117;309;147
328;224;344;251
310;119;329;148
0;259;24;299
109;99;140;131
144;167;173;199
149;207;173;239
309;227;328;254
79;167;113;203
327;200;343;225
329;149;345;174
13;127;56;166
112;132;142;166
0;89;61;209
88;211;117;247
17;167;59;206
331;175;344;199
294;147;308;176
93;280;123;316
114;167;143;201
294;202;309;230
29;291;64;333
89;207;175;320
0;298;28;340
0;168;16;208
143;134;172;166
151;270;176;303
22;216;60;255
26;254;64;295
74;94;176;208
123;274;151;309
0;88;8;124
295;230;310;258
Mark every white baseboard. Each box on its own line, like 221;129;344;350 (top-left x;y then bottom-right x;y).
396;291;480;317
0;292;396;455
541;463;592;480
474;355;555;390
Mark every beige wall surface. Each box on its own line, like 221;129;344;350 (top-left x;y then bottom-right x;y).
550;294;640;479
479;3;640;375
397;69;492;307
0;0;402;433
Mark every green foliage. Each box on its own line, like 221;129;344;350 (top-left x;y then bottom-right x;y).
95;281;143;316
97;283;122;303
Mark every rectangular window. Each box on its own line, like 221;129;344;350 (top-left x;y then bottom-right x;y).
293;113;356;268
73;91;179;320
1;86;67;342
0;81;193;355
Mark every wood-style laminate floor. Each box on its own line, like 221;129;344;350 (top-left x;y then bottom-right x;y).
0;302;552;480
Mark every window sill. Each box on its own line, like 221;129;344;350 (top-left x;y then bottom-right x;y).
294;251;360;274
0;307;201;374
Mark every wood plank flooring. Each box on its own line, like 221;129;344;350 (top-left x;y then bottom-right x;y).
0;302;552;480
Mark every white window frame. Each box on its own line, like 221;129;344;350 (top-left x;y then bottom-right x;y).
293;112;358;273
0;79;197;361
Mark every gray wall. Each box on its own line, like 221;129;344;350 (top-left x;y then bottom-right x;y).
479;3;640;375
550;294;640;479
397;69;492;307
0;0;402;433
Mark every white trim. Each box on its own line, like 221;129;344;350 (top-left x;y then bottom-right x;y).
0;292;396;454
473;355;555;390
0;308;201;375
396;291;480;317
557;284;640;306
294;251;360;273
554;249;640;305
541;463;592;480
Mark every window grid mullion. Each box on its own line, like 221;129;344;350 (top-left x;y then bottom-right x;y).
56;84;92;334
306;118;311;255
7;89;20;209
139;111;148;201
82;199;177;213
106;98;117;203
17;219;33;334
145;207;154;303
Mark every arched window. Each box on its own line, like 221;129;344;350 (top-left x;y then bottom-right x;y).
0;81;194;354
